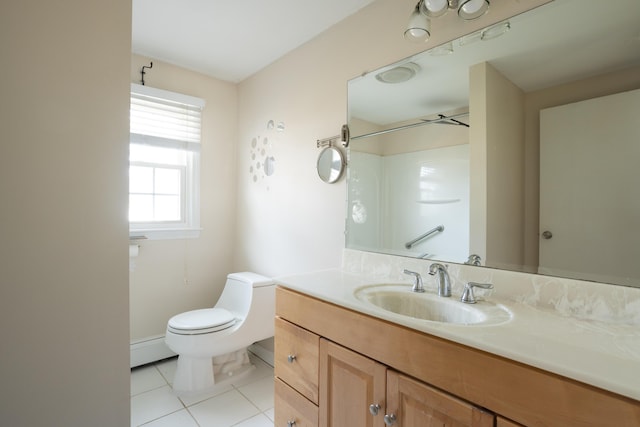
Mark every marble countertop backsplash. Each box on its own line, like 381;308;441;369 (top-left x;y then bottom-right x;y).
275;249;640;401
342;249;640;325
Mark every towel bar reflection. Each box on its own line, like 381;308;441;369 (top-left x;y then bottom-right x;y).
405;225;444;249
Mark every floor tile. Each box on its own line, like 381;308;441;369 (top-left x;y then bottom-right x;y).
233;413;274;427
131;385;185;427
131;351;275;427
179;380;235;407
189;389;260;427
231;354;274;388
155;357;177;385
237;376;274;412
131;364;168;396
263;407;275;422
140;409;199;427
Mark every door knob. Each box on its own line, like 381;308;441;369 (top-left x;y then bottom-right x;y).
541;230;553;239
369;403;381;416
383;413;397;426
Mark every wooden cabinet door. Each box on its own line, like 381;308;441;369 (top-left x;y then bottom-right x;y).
319;339;387;427
386;370;494;427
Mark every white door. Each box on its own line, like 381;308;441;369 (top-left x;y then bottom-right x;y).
539;88;640;286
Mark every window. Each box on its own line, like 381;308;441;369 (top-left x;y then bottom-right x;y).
129;84;205;239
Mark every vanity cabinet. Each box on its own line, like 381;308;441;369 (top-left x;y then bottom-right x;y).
276;315;492;427
275;286;640;426
320;338;493;427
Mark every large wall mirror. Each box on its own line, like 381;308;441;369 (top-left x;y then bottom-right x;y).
346;0;640;288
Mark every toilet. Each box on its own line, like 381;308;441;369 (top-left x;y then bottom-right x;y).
165;272;275;395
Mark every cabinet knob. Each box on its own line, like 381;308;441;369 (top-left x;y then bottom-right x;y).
287;354;297;363
383;413;397;426
541;230;553;239
369;403;381;416
287;420;296;427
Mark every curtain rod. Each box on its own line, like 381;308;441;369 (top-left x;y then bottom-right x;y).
350;112;469;141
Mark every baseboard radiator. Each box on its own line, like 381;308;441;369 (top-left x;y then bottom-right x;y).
130;336;275;368
130;335;176;368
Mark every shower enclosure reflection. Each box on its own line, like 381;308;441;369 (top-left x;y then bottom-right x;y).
347;113;470;262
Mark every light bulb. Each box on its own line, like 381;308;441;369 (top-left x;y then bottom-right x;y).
420;0;448;17
458;0;489;20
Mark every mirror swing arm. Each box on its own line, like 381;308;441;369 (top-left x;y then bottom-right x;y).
316;124;351;148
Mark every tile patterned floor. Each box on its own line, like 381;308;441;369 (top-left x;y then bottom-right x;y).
131;353;274;427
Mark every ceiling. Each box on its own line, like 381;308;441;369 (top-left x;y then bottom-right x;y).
349;0;640;125
132;0;376;83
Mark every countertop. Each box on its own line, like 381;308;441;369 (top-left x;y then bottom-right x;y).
275;265;640;401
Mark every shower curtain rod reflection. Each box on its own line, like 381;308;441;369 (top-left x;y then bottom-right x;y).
350;112;469;141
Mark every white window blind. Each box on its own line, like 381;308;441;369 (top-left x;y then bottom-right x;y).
129;84;205;239
130;84;204;152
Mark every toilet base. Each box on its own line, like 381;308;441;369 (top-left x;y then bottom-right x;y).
172;348;254;395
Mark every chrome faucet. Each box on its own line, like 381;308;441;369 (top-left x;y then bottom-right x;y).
403;269;424;293
428;263;451;297
464;254;482;266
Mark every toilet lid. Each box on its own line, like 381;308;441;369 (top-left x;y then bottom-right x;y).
167;308;236;335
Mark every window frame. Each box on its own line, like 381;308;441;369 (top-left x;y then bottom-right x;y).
129;83;204;240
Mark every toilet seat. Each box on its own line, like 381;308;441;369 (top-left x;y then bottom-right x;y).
168;308;236;335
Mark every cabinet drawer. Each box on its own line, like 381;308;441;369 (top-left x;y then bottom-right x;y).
275;378;318;427
275;317;320;403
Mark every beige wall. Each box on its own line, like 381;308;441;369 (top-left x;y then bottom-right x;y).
0;1;131;426
129;55;239;341
235;0;546;276
469;62;525;270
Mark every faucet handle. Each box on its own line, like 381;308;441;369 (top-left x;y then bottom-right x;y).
464;254;482;266
403;269;424;293
460;282;493;304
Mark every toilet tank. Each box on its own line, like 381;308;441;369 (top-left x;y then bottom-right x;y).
215;272;273;318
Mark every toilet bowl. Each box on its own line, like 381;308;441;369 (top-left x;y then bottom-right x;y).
165;272;274;394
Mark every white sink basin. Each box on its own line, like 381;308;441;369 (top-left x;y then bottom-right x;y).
354;284;512;326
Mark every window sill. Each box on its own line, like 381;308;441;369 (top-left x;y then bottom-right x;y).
129;228;202;241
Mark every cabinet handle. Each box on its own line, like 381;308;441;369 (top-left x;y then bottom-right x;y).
287;354;297;363
369;403;381;416
383;413;397;426
286;420;296;427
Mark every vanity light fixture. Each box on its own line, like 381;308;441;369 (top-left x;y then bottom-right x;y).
406;0;490;42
